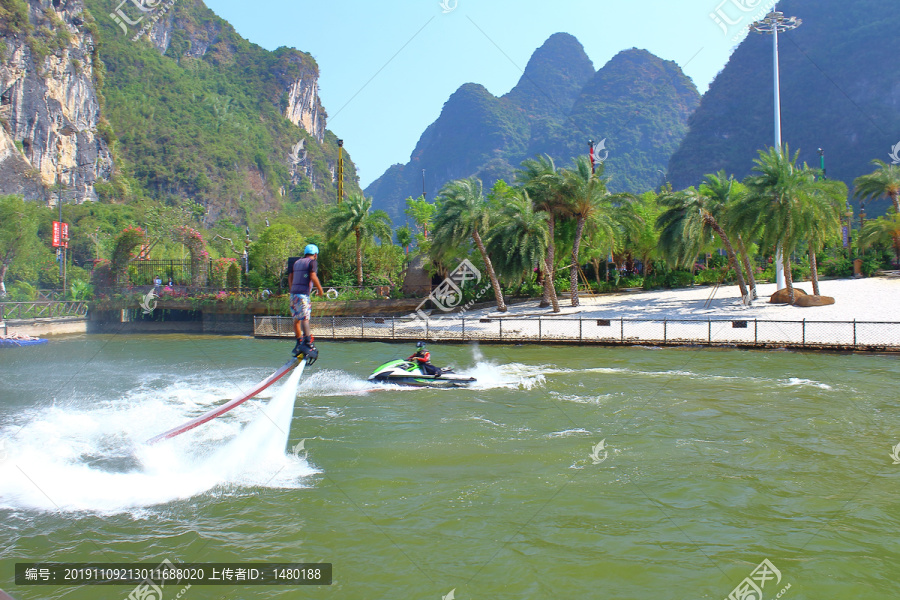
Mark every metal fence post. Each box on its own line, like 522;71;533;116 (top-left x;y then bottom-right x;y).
802;319;805;347
538;317;542;343
392;316;396;340
663;319;667;344
579;316;583;341
853;319;857;347
361;316;365;338
332;316;336;340
621;318;624;342
754;320;758;345
462;317;465;341
426;318;429;340
499;318;503;341
708;318;712;345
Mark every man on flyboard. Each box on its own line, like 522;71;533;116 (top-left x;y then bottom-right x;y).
288;244;325;364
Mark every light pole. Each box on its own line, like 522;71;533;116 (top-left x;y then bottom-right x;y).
336;139;344;204
751;6;801;290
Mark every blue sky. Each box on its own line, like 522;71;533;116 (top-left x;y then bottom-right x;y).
204;0;776;188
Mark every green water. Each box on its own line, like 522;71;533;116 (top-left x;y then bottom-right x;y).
1;336;898;599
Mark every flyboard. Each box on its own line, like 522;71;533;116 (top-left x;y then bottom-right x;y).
146;358;304;445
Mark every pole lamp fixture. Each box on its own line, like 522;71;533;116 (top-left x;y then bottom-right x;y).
750;6;802;291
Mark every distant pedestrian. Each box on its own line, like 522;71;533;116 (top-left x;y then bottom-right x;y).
154;275;162;287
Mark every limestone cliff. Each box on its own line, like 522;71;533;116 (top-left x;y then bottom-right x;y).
0;0;112;204
140;1;326;143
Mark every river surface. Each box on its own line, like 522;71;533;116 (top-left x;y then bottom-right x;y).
0;335;898;599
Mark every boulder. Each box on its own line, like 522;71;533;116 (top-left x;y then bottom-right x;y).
794;294;836;307
769;288;809;304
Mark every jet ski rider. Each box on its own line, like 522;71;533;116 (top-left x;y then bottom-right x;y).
408;342;441;377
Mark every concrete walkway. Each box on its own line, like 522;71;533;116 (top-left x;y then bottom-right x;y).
472;277;900;323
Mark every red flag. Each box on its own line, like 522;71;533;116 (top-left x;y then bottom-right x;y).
589;142;595;173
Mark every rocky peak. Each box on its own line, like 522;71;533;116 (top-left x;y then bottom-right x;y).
504;32;595;117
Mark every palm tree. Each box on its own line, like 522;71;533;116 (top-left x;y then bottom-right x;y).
854;159;900;213
432;177;507;312
657;186;751;304
739;146;812;303
859;212;900;267
396;225;413;254
740;146;846;302
798;179;847;296
326;193;393;285
701;171;759;300
517;155;567;312
405;196;436;239
561;156;639;306
486;190;549;284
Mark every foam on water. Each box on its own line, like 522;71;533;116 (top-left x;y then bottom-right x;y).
457;347;547;390
0;365;315;515
782;377;833;390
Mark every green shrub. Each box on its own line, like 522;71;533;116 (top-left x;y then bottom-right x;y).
617;274;644;288
791;262;811;282
246;270;266;290
694;268;722;285
226;261;241;289
644;269;694;290
69;279;94;301
861;253;886;276
0;0;32;34
819;254;852;278
7;280;37;301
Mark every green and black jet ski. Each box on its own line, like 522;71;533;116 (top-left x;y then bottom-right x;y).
368;359;476;389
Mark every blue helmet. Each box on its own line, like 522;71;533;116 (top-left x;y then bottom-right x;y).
304;244;319;256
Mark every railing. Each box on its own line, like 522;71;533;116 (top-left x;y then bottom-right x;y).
253;315;900;352
0;301;89;321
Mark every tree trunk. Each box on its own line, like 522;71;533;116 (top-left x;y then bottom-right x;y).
570;215;586;307
540;215;559;312
782;249;795;303
591;257;602;290
708;218;750;305
0;262;8;297
544;255;560;312
736;235;758;300
472;229;506;312
355;228;363;286
810;249;820;296
538;212;556;308
891;190;899;214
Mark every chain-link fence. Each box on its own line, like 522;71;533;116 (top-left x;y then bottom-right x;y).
253;316;900;351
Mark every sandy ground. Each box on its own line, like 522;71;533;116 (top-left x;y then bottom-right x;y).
472;275;900;323
260;275;899;347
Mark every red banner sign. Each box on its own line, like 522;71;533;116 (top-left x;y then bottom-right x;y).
52;222;69;248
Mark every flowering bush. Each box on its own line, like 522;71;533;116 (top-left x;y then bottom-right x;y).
110;226;145;284
209;257;237;289
174;225;209;287
91;259;116;288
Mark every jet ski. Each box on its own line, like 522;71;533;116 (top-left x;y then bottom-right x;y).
368;359;476;389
